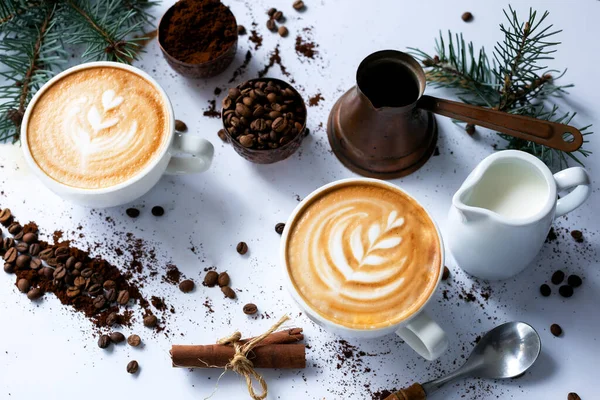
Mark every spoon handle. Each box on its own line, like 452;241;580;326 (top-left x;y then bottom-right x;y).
383;383;426;400
417;95;583;152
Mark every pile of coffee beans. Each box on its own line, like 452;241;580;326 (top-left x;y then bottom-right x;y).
203;269;236;299
222;79;306;150
539;269;583;298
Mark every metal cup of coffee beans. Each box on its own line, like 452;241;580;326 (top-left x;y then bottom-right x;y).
221;78;308;164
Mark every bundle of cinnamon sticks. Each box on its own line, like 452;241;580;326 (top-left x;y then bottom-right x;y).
171;327;306;369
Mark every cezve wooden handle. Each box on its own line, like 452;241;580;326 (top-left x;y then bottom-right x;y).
384;383;426;400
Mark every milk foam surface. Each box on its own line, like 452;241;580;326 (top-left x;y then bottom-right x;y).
286;183;441;330
27;67;169;189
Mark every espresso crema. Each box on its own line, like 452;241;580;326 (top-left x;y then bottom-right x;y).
286;182;441;330
26;66;170;189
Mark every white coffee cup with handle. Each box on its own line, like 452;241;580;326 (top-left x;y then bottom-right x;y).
21;61;214;208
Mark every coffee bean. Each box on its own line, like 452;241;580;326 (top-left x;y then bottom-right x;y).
109;332;125;343
74;276;86;288
39;248;53;260
46;257;58;267
80;267;93;278
126;360;139;374
203;271;218;287
65;256;76;270
218;129;229;142
17;278;30;293
275;223;285;234
104;288;117;302
41;267;53;279
278;26;288;37
239;134;255;148
117;290;130;305
266;19;276;31
568;393;581;400
540;284;551;297
126;208;140;218
218;272;230;287
237;24;246;35
0;208;13;226
143;314;158;328
27;287;43;300
98;334;111;349
462;12;473;22
273;10;283;21
551;270;565;285
15;242;28;253
570;230;583;242
93;296;106;309
236;241;248;255
243;303;258;315
221;286;236;299
2;237;14;250
22;232;37;244
267;7;277;17
442;266;450;281
106;312;118;326
559;285;574;298
272;117;288;133
179;279;195;293
103;280;116;290
88;283;103;296
151;206;164;216
465;123;475;135
3;247;17;263
29;258;42;270
55;246;69;257
7;222;21;235
15;254;30;269
222;96;233;110
66;286;81;298
293;0;305;10
567;275;582;288
3;262;14;274
550;323;562;337
29;243;41;256
175;119;188;132
53;265;66;280
127;334;141;347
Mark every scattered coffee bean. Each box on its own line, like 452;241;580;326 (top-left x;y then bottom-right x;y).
127;334;141;347
126;208;140;218
465;123;475;135
74;276;86;288
17;278;30;293
27;287;43;300
551;270;565;285
103;280;116;290
236;241;248;255
292;0;305;10
66;287;81;298
3;247;17;263
15;254;31;269
117;290;130;305
127;360;139;374
203;271;219;287
540;284;551;297
41;267;53;279
3;262;14;274
275;222;285;234
570;230;583;242
22;232;37;244
15;242;28;253
568;393;581;400
550;323;562;337
442;266;450;281
278;26;289;37
7;222;21;235
175;119;188;132
109;332;126;343
87;283;103;296
143;314;158;328
267;7;277;17
39;248;53;260
237;25;246;35
217;272;230;287
93;296;106;309
567;275;582;288
273;10;283;21
222;286;236;299
29;243;41;256
462;12;473;22
266;19;276;31
106;312;118;326
179;279;195;293
104;288;117;302
14;231;24;241
151;206;164;216
0;208;13;226
98;334;111;349
243;303;258;315
3;237;15;250
217;128;229;142
65;256;76;269
559;285;574;298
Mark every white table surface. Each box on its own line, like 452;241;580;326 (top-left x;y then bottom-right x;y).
1;1;599;399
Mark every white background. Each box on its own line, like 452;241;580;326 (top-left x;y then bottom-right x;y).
1;0;599;399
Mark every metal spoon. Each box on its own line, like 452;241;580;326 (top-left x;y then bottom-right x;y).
385;321;541;400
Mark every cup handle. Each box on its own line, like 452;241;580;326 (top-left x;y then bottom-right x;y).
395;312;448;361
553;167;591;218
166;133;214;175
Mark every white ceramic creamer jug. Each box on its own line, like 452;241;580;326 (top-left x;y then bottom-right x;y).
447;150;591;280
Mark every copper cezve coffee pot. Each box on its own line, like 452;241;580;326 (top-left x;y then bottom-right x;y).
327;50;583;179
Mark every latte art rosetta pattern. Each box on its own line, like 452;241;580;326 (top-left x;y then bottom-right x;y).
287;184;441;329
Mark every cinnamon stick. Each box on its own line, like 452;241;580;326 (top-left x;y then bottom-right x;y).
171;327;305;369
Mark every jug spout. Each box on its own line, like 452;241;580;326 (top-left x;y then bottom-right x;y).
454;205;488;223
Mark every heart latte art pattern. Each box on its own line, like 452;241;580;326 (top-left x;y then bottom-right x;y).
27;67;169;189
286;183;441;330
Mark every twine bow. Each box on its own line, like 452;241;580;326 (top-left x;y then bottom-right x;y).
216;314;290;400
